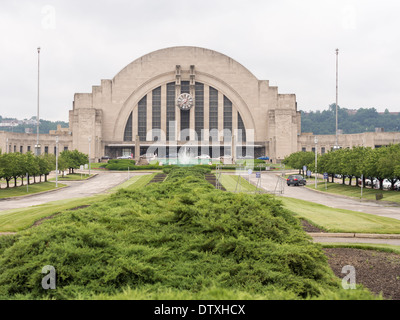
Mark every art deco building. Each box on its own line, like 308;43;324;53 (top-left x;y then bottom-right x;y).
1;46;399;161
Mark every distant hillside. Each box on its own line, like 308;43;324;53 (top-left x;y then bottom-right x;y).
301;104;400;135
0;115;69;134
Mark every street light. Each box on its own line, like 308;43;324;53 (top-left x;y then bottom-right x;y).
315;136;318;189
88;137;91;175
55;136;58;187
333;48;341;151
35;47;41;156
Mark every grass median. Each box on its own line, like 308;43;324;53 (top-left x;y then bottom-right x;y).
218;174;400;235
278;196;400;234
0;182;66;200
307;181;400;203
0;174;154;233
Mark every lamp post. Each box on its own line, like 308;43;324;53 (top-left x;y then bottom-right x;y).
35;47;41;156
88;137;91;175
315;136;318;189
55;136;58;187
334;48;340;150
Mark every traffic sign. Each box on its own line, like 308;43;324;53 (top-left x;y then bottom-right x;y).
307;170;312;177
303;166;307;172
323;172;328;180
256;172;261;178
248;169;253;175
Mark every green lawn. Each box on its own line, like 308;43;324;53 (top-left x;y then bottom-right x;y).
0;195;106;232
108;173;156;192
307;181;400;203
321;243;400;254
0;174;155;233
0;182;66;200
279;196;400;234
218;174;260;193
218;174;400;235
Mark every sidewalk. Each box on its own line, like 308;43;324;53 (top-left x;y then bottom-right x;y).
309;232;400;246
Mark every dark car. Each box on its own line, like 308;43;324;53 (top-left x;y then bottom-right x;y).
287;175;307;186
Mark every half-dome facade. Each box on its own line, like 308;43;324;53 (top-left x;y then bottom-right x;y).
69;46;300;162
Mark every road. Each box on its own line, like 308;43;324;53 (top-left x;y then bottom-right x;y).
0;171;149;212
238;170;400;221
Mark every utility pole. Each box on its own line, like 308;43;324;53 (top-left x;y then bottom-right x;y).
335;48;339;149
36;47;41;156
55;136;58;187
88;136;91;175
315;136;318;189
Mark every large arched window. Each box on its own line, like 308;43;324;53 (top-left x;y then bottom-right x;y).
123;81;246;143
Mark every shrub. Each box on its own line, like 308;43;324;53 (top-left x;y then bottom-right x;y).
0;167;375;300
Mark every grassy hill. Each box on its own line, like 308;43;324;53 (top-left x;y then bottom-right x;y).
0;167;376;299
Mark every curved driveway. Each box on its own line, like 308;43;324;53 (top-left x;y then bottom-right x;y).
241;171;400;221
0;171;149;212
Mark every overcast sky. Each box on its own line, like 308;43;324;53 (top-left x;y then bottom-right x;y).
1;0;399;121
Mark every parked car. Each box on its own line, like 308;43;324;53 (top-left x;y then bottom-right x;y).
117;155;133;159
382;179;392;189
287;175;307;186
101;156;111;160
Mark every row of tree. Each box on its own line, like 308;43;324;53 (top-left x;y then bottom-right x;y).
283;144;400;190
0;150;88;188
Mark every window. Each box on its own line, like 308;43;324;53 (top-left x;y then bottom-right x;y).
209;87;218;140
195;82;204;140
152;86;161;141
166;82;175;141
138;96;147;141
124;112;133;141
20;146;23;153
64;146;68;151
302;147;306;152
180;81;190;141
237;112;246;142
181;81;190;94
223;96;232;141
321;147;326;154
27;146;31;152
45;146;49;154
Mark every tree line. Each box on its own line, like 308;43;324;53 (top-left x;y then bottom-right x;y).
301;104;400;135
283;144;400;190
0;150;88;188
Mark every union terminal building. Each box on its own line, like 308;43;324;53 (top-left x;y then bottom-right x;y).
1;46;399;161
70;46;300;162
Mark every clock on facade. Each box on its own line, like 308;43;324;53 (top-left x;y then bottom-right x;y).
176;93;194;110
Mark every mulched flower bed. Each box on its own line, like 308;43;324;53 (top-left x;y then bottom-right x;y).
301;219;400;300
323;248;400;300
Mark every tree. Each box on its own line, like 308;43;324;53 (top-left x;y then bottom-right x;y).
38;153;56;182
375;144;400;190
283;151;315;176
0;153;15;188
60;150;88;174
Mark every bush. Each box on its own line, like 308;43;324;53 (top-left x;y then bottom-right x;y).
0;167;375;300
